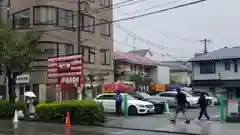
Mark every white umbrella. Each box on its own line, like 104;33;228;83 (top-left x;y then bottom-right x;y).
24;91;36;98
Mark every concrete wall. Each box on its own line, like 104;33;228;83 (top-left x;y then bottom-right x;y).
148;65;170;84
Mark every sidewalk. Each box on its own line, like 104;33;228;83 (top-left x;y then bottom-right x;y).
104;116;240;135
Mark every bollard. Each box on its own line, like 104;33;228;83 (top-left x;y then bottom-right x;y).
220;95;225;122
164;100;170;114
123;94;128;117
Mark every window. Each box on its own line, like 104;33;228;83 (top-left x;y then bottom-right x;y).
200;62;216;74
159;93;176;97
82;46;95;64
233;60;238;72
100;0;110;6
58;8;73;28
100;49;111;65
34;6;57;25
33;6;74;28
96;94;115;100
100;19;111;37
13;9;30;29
81;14;95;33
87;0;95;3
224;62;230;70
36;42;57;60
65;44;74;55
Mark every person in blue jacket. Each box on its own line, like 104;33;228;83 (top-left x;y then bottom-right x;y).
115;91;122;116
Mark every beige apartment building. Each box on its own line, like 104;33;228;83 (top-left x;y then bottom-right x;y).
0;0;114;101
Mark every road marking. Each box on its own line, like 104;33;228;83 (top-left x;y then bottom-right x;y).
109;130;129;134
211;115;220;118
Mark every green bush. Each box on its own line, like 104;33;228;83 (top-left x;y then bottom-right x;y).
0;100;25;118
36;100;105;125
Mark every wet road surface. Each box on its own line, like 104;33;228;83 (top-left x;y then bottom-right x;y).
0;120;186;135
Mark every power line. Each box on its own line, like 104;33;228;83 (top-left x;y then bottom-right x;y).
89;6;185;51
122;0;184;16
96;0;135;10
36;0;207;32
111;0;148;10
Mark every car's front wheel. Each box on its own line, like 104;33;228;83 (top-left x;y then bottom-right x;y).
128;106;137;115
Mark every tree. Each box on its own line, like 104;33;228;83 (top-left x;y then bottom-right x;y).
128;71;152;91
0;22;41;102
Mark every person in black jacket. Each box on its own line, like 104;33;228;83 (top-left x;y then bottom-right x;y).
170;89;190;124
198;93;210;121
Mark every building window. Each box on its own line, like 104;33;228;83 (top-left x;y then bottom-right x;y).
81;14;95;33
36;42;57;60
100;49;111;65
100;0;110;6
58;8;74;28
224;62;230;70
233;60;238;72
33;6;74;29
13;9;30;29
82;46;95;64
65;44;74;55
34;6;57;25
200;62;215;74
100;19;111;37
87;0;95;3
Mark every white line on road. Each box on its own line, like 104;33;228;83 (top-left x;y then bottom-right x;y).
109;130;129;134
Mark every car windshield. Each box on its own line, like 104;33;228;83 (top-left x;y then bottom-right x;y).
182;91;194;97
127;92;144;100
138;92;152;98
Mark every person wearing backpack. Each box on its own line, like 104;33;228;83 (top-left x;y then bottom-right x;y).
197;93;211;123
115;91;123;116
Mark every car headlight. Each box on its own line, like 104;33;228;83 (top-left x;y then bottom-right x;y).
136;104;145;107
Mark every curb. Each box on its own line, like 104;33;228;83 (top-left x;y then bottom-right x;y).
93;125;201;135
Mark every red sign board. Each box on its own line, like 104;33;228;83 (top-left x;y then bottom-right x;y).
47;55;83;88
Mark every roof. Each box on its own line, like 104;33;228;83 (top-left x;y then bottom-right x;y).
189;46;240;62
128;49;151;57
159;61;192;72
114;51;158;66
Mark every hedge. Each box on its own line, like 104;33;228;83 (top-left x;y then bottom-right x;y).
0;100;25;118
35;100;105;125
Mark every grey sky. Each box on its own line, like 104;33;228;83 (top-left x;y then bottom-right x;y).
113;0;240;61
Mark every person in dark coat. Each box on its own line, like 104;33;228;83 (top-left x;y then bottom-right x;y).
198;93;210;122
170;89;190;124
115;91;122;116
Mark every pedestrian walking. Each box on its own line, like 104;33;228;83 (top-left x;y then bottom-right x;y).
115;91;122;116
197;93;211;123
170;88;190;124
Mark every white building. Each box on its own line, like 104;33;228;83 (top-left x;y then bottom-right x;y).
189;47;240;98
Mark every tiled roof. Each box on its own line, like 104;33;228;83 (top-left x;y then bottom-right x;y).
128;49;150;57
189;46;240;62
114;51;158;66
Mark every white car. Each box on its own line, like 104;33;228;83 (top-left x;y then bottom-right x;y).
94;93;155;115
152;91;199;108
191;91;219;105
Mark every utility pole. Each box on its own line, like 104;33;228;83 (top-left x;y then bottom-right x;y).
77;0;83;100
77;0;82;54
200;38;212;54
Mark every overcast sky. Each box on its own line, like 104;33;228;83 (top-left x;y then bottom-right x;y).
113;0;240;61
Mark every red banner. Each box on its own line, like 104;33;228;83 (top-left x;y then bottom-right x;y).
47;55;83;88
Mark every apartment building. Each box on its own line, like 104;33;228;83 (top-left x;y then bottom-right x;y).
190;47;240;98
2;0;114;101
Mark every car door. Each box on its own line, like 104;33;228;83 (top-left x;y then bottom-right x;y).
95;94;115;112
159;93;176;106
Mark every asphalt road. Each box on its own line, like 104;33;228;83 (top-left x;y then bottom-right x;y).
0;120;187;135
106;106;221;121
